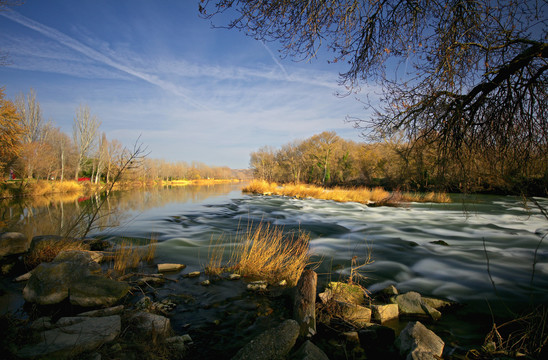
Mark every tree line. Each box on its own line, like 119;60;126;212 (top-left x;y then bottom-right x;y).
250;131;547;195
0;87;247;184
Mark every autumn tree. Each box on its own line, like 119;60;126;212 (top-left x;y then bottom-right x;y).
202;0;547;193
0;87;22;176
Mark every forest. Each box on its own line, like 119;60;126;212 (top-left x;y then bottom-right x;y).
249;130;547;196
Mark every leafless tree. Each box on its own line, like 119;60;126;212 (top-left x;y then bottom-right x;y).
202;0;547;193
73;104;100;180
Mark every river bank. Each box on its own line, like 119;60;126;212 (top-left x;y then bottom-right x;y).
0;230;510;360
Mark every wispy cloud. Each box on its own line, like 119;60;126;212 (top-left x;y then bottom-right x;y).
0;10;209;109
261;40;289;79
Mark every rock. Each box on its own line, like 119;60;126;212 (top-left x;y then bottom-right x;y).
82;238;111;251
157;263;186;272
17;315;121;359
292;340;330;360
247;281;267;291
277;279;287;286
22;250;125;306
395;321;444;360
380;284;399;297
28;235;65;252
371;303;399;323
430;240;449;246
232;319;300;360
186;271;200;277
78;305;125;317
14;271;33;282
129;311;172;337
320;282;366;305
0;232;30;257
200;279;211;286
293;270;317;337
70;275;130;307
336;301;372;328
421;296;456;310
392;291;441;321
228;273;241;280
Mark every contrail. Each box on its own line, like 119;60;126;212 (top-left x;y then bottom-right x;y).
261;40;289;79
0;10;209;110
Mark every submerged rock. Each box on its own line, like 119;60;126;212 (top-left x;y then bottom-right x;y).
17;315;121;359
232;319;300;360
395;321;444;360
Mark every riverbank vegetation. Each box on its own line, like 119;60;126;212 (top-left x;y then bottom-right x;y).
249;131;546;197
242;180;451;205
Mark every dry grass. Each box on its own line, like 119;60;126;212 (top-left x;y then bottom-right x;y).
24;238;90;269
112;237;157;274
53;181;82;194
244;180;451;205
206;222;310;286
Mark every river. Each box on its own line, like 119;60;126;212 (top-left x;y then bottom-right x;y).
2;183;547;356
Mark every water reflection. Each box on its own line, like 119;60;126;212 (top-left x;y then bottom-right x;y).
0;183;241;240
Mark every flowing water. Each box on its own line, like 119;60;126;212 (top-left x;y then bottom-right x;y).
2;183;547;357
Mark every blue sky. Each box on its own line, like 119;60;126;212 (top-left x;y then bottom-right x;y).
0;0;375;169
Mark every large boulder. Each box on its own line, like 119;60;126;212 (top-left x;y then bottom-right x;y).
232;319;300;360
23;250;128;307
0;232;30;257
16;315;121;359
395;321;444;360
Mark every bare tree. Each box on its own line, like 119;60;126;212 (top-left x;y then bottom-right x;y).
202;0;547;193
73;104;100;180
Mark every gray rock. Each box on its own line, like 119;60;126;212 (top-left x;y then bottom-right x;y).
0;232;30;257
17;315;121;359
232;319;300;360
395;321;444;360
291;340;330;360
392;291;441;321
70;275;130;307
22;250;127;307
129;311;172;337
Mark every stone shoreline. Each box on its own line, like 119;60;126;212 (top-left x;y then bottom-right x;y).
1;231;476;359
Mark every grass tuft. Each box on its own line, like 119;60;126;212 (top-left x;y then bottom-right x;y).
112;237;157;274
206;222;310;286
